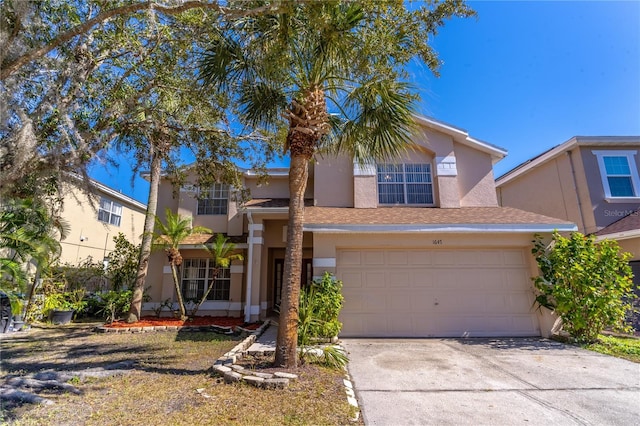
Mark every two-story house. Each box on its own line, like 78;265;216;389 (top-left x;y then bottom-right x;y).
144;116;575;338
495;136;640;269
495;136;640;331
58;178;147;265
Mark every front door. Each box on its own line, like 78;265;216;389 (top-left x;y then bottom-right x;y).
274;258;313;309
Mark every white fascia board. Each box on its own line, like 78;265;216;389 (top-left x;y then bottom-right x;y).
594;229;640;242
243;168;290;177
244;207;289;214
303;223;578;233
412;114;507;160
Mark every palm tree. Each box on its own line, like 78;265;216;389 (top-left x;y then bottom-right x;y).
190;233;244;317
0;198;70;318
151;208;211;320
200;1;474;367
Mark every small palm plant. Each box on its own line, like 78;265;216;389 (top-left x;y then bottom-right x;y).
190;233;244;317
152;209;211;320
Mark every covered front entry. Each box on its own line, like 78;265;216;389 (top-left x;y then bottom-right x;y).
336;248;540;337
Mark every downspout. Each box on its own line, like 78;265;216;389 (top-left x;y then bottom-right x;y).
244;212;254;323
567;150;587;233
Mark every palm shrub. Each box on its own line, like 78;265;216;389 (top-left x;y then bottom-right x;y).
532;232;636;343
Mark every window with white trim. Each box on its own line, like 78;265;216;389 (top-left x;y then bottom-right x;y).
377;163;434;205
592;151;640;198
97;197;122;226
181;258;231;301
197;184;229;215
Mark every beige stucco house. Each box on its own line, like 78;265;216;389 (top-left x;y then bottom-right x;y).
57;179;147;265
495;136;640;266
495;136;640;331
144;116;575;338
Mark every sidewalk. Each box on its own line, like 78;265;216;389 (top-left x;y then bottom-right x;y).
246;322;277;354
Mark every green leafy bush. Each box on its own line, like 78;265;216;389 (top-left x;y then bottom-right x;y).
297;273;347;368
532;231;636;343
301;272;344;339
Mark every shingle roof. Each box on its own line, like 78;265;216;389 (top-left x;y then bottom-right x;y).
594;208;640;237
178;234;247;245
244;198;314;208
304;206;574;226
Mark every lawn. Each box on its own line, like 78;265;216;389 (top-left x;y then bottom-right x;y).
0;324;359;425
581;334;640;363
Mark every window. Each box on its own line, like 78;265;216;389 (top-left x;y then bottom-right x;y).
97;197;122;226
593;151;640;199
197;184;229;215
181;258;231;301
377;163;433;205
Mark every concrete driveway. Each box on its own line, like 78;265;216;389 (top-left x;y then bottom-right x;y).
342;338;640;425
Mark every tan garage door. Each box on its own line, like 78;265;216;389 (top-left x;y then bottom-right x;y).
337;248;540;337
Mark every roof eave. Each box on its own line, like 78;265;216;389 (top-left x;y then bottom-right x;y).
496;136;640;186
303;223;577;233
412;114;508;161
594;229;640;242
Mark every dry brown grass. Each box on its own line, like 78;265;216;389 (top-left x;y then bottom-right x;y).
1;324;359;425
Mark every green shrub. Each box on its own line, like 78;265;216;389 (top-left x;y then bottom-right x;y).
92;289;133;324
301;272;344;339
532;231;636;343
297;273;347;369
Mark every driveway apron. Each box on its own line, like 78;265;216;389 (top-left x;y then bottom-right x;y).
342;338;640;425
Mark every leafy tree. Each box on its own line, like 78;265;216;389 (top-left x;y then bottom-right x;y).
106;233;140;291
200;0;475;367
151;209;211;320
532;232;636;343
1;0;285;199
1;1;277;324
190;233;244;316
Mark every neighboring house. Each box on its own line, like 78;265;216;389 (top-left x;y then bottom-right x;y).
495;136;640;267
144;116;575;338
495;137;640;331
57;178;147;265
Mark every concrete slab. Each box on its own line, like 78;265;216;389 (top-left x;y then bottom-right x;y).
246;324;277;354
342;338;640;426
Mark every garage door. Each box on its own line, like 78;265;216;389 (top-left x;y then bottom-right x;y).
337;248;540;337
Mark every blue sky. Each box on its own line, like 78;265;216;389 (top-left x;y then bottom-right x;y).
91;0;640;204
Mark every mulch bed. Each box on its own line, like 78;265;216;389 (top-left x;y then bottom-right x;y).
104;316;261;330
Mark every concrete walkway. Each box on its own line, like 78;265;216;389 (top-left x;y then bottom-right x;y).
247;323;277;354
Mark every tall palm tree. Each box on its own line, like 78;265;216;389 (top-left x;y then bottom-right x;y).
201;1;474;367
190;233;244;317
151;208;211;320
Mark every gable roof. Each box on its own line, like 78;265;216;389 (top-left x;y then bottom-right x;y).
594;208;640;241
413;115;508;164
303;206;576;233
496;136;640;186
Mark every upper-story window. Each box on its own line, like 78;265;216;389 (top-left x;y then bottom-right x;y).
197;184;229;215
377;164;434;205
181;258;231;301
592;150;640;199
98;197;122;226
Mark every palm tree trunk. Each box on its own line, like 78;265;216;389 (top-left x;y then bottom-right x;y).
275;153;309;368
126;145;161;323
170;262;187;320
191;267;220;317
